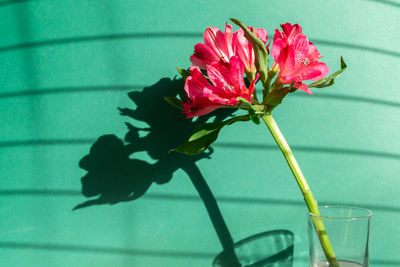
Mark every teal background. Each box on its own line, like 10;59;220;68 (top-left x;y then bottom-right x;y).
1;0;399;266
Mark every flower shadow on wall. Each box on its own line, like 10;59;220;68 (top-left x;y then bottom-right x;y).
75;77;232;209
75;77;294;266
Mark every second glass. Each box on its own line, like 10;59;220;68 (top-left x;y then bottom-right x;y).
308;206;372;267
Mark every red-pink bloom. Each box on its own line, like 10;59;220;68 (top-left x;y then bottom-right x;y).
190;23;268;73
183;56;259;118
190;23;234;70
233;27;268;73
271;23;329;94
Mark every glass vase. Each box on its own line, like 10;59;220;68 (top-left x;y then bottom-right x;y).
308;206;372;267
213;229;294;267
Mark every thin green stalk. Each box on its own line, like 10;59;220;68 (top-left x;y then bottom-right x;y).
261;113;339;267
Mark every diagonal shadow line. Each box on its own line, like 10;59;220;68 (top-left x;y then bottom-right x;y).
372;259;400;265
365;0;400;8
0;85;144;99
214;143;400;161
293;93;400;109
0;189;81;196
0;241;215;259
0;33;399;59
0;139;95;147
0;0;397;11
0;33;203;53
2;86;400;111
0;0;31;7
0;190;399;213
1;139;399;161
297;255;400;266
0;241;398;265
255;89;400;110
146;194;400;214
312;39;400;58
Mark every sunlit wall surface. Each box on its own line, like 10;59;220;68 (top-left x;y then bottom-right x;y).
0;0;399;266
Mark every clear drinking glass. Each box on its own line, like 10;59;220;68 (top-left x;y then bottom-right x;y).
308;206;372;267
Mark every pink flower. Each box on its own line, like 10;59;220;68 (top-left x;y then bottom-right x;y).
233;27;268;73
183;56;259;118
190;23;268;74
271;23;329;94
190;23;234;70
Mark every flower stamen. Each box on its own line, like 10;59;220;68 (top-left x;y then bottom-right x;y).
223;83;235;91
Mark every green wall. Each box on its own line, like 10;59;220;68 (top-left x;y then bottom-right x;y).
1;0;399;266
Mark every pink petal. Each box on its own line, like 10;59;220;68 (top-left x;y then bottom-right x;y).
182;99;220;118
234;41;253;72
281;23;302;43
233;26;268;71
286;61;329;82
307;42;322;62
224;23;234;58
291;34;310;68
254;28;268;44
247;73;260;99
281;34;318;79
203;26;230;60
203;27;220;47
308;62;330;80
207;56;245;91
271;29;283;61
194;43;219;60
294;82;313;95
190;55;211;70
184;76;205;100
228;56;246;89
190;66;210;86
184;66;211;99
207;61;229;89
233;29;254;72
204;57;251;107
190;43;219;69
282;45;297;76
203;87;238;106
273;23;329;88
183;66;226;118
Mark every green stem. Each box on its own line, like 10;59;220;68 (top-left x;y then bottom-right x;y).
261;113;339;267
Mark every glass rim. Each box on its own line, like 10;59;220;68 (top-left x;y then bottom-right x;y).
308;205;373;219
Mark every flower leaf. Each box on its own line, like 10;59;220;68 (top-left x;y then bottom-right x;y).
236;96;253;110
264;87;289;106
176;67;191;80
236;97;265;113
309;57;347;88
164;97;184;110
236;97;264;124
230;18;269;88
172;115;250;155
249;113;260;124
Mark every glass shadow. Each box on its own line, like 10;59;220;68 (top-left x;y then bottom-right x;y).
213;230;294;267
